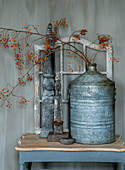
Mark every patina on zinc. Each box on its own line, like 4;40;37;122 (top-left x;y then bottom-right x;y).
70;63;116;144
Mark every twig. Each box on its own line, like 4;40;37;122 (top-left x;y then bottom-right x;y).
0;63;36;107
0;27;45;37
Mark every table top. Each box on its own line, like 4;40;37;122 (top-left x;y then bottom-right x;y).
15;133;125;152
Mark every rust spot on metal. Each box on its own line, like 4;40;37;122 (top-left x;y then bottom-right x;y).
53;120;63;126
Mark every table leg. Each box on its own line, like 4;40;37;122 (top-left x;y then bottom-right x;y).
25;162;32;170
20;163;24;170
121;164;125;170
112;163;117;170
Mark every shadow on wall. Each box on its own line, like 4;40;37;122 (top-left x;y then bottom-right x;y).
115;80;125;141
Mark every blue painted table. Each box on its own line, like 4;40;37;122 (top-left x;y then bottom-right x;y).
15;134;125;170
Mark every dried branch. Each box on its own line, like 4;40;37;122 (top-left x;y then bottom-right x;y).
0;63;35;107
0;20;114;108
0;27;45;37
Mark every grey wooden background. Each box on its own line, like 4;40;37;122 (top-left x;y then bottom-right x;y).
0;0;125;169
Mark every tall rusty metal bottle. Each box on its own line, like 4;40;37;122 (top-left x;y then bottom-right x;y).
70;63;116;144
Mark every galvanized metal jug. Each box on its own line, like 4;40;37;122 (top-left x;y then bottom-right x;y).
70;63;116;144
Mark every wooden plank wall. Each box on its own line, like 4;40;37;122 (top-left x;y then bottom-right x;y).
0;0;125;169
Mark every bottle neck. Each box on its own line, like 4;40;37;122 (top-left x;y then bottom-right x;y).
88;63;97;71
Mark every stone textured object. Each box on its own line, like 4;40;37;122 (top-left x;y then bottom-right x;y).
47;132;69;142
60;138;75;145
47;73;69;142
40;23;55;138
53;72;63;134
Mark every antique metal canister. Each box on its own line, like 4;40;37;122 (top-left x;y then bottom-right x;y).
70;64;116;144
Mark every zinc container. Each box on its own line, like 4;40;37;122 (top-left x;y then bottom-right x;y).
70;64;116;144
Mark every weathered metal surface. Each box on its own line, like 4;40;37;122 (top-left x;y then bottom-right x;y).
47;73;69;142
60;138;75;145
54;72;63;134
47;132;69;142
40;23;55;138
70;64;115;144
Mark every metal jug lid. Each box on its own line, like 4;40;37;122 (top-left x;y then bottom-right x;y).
88;63;97;71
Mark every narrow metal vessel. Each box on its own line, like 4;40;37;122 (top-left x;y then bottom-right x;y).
70;64;115;144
